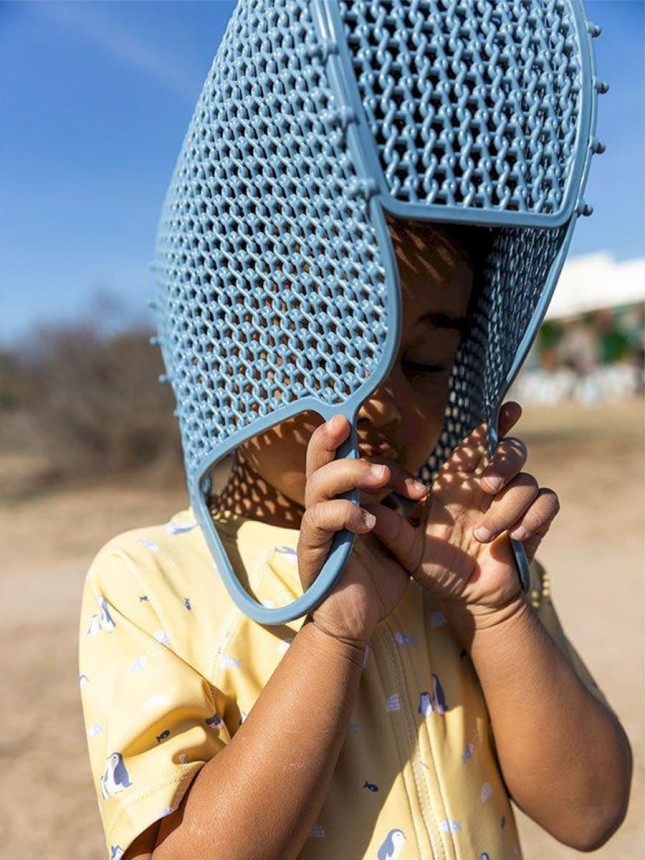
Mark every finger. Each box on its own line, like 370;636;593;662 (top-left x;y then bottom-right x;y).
305;457;386;509
508;488;561;542
359;456;429;501
497;401;523;438
472;472;540;542
429;402;523;483
305;415;350;482
471;401;523;476
305;456;428;509
361;500;424;576
440;419;488;475
297;499;375;589
479;436;528;493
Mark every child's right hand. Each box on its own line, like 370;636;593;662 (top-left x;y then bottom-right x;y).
297;415;428;645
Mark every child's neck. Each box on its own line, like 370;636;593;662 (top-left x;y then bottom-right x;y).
209;451;305;530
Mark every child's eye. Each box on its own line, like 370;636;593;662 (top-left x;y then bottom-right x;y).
403;360;446;374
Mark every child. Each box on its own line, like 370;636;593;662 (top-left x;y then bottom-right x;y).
80;218;631;860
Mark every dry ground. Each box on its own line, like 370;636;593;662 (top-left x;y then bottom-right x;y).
0;400;642;859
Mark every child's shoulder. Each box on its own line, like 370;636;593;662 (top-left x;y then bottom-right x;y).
84;507;231;624
87;508;207;584
81;508;236;670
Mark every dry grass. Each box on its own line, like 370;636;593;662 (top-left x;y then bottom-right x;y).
0;400;642;859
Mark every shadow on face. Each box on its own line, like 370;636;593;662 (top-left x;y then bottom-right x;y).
210;215;491;526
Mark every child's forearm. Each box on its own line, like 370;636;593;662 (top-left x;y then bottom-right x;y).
443;597;632;851
151;621;366;860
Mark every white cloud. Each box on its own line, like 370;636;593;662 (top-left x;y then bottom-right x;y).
34;2;201;101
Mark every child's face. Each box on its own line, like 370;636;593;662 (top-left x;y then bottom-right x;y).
238;220;474;511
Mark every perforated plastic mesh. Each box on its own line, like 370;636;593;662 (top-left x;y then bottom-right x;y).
421;224;567;481
154;0;389;479
153;0;595;533
341;0;582;212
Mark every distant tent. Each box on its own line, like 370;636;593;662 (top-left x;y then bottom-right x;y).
546;255;645;321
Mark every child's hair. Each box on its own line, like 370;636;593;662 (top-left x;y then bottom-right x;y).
385;212;494;274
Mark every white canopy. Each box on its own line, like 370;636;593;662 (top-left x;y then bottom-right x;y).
545;253;645;320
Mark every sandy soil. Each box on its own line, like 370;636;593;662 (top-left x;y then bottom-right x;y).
0;400;642;859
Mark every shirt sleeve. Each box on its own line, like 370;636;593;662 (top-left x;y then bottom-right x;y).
79;545;232;859
529;557;609;709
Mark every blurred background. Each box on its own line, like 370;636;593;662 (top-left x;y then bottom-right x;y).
0;2;642;858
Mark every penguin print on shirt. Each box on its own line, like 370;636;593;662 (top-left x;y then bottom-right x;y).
418;673;449;717
100;752;132;800
98;596;116;631
377;828;405;859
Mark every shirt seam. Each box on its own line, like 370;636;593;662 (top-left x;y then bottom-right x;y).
381;619;446;860
371;626;425;859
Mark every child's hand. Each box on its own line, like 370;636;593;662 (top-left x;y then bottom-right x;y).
297;415;429;645
364;402;560;621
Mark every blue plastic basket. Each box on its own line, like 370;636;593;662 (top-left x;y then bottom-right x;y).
152;0;606;624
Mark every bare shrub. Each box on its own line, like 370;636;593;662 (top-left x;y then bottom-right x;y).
1;313;183;487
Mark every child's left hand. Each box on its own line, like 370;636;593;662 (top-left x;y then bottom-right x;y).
363;401;560;617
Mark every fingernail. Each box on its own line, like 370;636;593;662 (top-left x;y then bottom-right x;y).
363;512;376;528
510;526;528;540
411;479;427;493
483;475;502;492
473;526;493;542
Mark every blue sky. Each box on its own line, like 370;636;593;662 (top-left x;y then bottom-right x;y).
1;0;643;345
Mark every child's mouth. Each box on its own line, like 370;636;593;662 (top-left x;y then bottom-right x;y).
358;440;399;461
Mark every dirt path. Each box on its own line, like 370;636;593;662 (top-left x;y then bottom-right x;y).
0;401;642;859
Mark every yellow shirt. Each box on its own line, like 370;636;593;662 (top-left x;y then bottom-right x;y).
79;508;605;860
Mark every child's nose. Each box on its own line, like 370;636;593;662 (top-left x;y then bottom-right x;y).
357;385;403;430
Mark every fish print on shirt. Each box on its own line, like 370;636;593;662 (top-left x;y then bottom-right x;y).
377;828;405;859
274;546;297;561
78;673;90;688
219;655;242;669
110;846;124;860
310;824;326;838
87;723;103;738
153;630;171;647
205;713;223;730
100;753;132;800
363;781;379;792
156;729;171;744
480;782;493;803
184;597;192;611
394;632;415;646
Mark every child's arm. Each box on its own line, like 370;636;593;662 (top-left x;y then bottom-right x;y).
442;588;632;852
143;621;367;860
140;417;425;860
364;401;632;851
